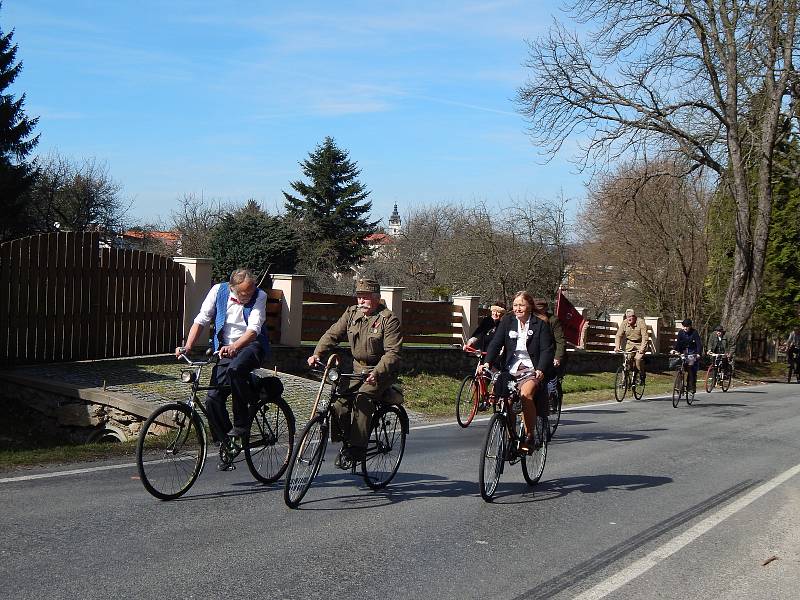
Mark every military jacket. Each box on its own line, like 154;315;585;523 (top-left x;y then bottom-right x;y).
548;314;566;361
615;318;649;353
314;305;402;385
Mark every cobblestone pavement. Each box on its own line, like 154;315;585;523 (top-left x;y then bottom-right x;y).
4;355;426;424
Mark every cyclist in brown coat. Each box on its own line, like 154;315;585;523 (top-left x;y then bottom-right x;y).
614;308;649;384
307;278;402;468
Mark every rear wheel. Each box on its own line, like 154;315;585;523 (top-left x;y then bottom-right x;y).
632;370;645;400
614;367;627;402
705;366;716;393
548;388;562;440
721;364;732;392
456;375;479;428
245;398;295;484
136;403;206;500
362;405;406;490
479;414;506;502
672;370;683;408
522;417;548;485
284;415;327;508
788;362;794;384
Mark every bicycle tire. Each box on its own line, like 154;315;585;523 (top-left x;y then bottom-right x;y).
686;386;695;405
284;415;327;508
672;370;683;408
788;363;794;384
456;375;479;428
522;417;548;485
614;367;627;402
362;405;406;490
136;402;206;501
548;390;562;440
632;371;645;400
479;413;506;502
721;365;732;392
245;397;295;484
705;366;716;393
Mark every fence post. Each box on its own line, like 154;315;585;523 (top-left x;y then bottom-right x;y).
271;274;305;347
452;295;480;344
644;316;660;353
380;286;405;323
172;257;213;347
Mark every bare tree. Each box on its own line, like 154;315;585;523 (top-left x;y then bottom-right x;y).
170;193;228;258
576;159;710;321
517;0;799;341
28;152;130;234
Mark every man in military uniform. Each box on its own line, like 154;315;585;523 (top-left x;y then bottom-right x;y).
307;278;402;468
614;308;649;384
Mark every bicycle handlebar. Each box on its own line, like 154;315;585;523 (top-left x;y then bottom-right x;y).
177;350;221;366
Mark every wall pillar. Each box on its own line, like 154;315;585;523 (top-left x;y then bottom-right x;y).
452;296;481;344
380;287;405;323
271;274;305;347
172;257;213;346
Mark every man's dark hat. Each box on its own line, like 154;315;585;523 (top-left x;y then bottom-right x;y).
355;278;380;294
681;318;693;327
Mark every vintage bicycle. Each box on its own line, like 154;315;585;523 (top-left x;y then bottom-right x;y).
614;350;646;402
478;371;548;502
670;350;699;408
786;347;800;383
135;350;295;500
283;354;409;508
705;353;733;393
456;345;494;428
547;374;563;440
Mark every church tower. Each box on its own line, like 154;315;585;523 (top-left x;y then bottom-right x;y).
388;204;402;235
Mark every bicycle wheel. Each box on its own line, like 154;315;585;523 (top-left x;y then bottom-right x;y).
522;417;548;485
362;405;407;490
614;367;627;402
632;371;645;400
788;363;794;384
284;415;327;508
672;370;683;408
456;375;479;428
548;390;562;440
705;366;716;393
721;365;732;392
479;413;506;502
136;402;206;500
245;397;295;484
686;383;695;405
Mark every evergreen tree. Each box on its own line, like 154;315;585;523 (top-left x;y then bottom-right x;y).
208;200;299;283
283;137;378;271
0;6;39;241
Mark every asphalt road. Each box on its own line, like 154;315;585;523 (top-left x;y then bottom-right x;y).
3;382;800;599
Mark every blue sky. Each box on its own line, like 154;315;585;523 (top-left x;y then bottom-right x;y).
5;0;587;227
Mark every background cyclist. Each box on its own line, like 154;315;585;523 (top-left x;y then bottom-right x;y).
673;318;703;396
614;308;649;385
708;325;732;370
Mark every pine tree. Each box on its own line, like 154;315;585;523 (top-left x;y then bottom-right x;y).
0;6;39;241
283;137;378;271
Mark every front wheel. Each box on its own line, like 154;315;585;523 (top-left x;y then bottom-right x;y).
705;366;716;393
456;375;479;428
788;363;794;384
721;365;732;392
136;402;206;500
614;367;627;402
284;415;327;508
672;370;683;408
479;413;507;502
522;417;548;485
245;397;295;484
362;405;407;490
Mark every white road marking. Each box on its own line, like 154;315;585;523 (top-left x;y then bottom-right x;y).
572;462;800;600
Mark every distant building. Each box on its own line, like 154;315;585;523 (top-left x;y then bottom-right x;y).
118;230;182;255
388;203;402;235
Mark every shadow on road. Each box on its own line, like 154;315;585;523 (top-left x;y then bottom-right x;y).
491;472;672;504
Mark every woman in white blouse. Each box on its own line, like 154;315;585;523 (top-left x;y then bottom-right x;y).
483;290;555;451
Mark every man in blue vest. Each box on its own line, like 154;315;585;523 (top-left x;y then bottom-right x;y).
177;268;270;448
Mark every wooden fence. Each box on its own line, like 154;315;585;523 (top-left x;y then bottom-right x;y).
301;293;463;345
0;232;185;365
583;319;678;353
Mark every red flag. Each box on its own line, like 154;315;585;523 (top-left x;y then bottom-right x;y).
556;287;587;346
